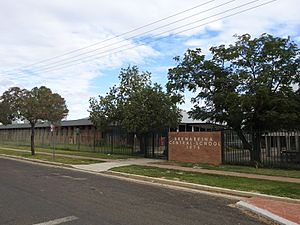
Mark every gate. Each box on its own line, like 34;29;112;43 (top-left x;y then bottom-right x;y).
94;128;168;158
144;132;168;159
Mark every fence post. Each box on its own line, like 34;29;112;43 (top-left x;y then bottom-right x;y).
221;131;225;164
296;132;299;152
166;133;169;160
152;132;155;158
144;135;147;158
93;128;96;152
132;133;136;155
111;128;114;155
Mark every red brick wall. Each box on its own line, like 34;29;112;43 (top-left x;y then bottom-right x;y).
168;132;221;165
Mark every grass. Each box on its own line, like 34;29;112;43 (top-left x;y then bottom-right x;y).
51;143;134;155
0;149;102;164
155;161;300;179
0;144;135;159
111;165;300;199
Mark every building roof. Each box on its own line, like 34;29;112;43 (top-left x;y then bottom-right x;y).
181;110;205;124
0;111;219;130
0;118;93;130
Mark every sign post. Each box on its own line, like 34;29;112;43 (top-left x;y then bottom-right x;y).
50;124;56;161
76;128;80;150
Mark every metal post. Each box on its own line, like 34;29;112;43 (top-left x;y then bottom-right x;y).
277;135;281;156
166;134;169;160
286;135;290;151
221;131;225;164
76;128;80;150
265;136;269;156
50;124;55;161
93;128;96;152
132;133;136;155
295;132;299;152
111;128;114;155
152;132;155;158
53;131;56;160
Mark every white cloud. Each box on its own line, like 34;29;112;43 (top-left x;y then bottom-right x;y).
0;0;299;119
294;36;300;42
184;0;300;52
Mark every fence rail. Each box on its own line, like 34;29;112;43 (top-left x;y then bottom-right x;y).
1;126;299;168
0;126;168;158
222;130;300;168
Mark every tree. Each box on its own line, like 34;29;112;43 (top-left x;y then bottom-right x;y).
167;33;300;163
89;66;181;154
0;86;69;155
0;87;25;125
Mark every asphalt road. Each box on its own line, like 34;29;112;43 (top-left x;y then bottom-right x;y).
0;158;267;225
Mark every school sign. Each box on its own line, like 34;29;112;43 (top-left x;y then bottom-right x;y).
168;132;222;165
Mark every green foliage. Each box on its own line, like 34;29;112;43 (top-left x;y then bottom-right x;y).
21;86;69;124
0;86;68;125
89;65;181;135
0;87;26;124
0;86;68;154
167;33;300;132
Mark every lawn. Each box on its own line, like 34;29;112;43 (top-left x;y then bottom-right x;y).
154;161;300;179
0;144;134;159
0;149;102;165
111;165;300;199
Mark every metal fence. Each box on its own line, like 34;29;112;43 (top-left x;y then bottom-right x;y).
0;126;168;158
91;128;168;158
222;130;300;168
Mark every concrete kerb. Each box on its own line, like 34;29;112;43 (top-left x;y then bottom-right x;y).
236;201;299;225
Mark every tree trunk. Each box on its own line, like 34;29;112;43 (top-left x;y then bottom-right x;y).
30;122;35;155
138;134;147;157
251;132;261;165
236;129;261;166
236;129;252;150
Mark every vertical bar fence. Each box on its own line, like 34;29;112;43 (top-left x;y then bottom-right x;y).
222;130;300;169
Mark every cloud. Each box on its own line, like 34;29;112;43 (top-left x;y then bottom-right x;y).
0;0;163;119
0;0;299;119
184;0;300;52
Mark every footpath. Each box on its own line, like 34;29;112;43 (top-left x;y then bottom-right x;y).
1;150;299;225
73;158;300;225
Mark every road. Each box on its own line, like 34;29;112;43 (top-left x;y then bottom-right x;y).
0;158;266;225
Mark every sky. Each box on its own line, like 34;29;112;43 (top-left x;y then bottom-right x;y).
0;0;299;120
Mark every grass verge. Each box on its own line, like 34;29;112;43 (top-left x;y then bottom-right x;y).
0;144;134;159
154;161;300;179
0;149;101;165
111;165;300;199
